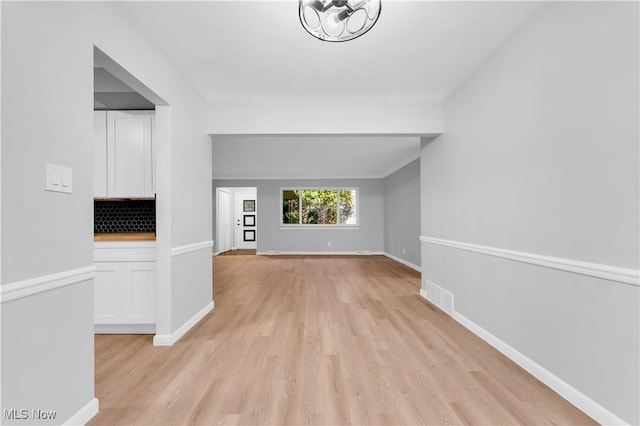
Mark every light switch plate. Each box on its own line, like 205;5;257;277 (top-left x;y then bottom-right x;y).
46;163;72;194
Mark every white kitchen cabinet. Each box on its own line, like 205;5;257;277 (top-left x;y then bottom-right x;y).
93;110;155;198
124;262;156;324
94;262;120;323
94;111;108;198
94;241;156;333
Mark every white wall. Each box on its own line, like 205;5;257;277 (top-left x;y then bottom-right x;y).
2;4;97;423
383;159;421;269
2;282;95;425
1;2;212;423
421;2;639;424
167;94;212;333
207;99;442;135
213;179;384;254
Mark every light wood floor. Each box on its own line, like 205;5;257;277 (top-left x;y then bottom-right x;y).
90;255;596;425
218;249;257;256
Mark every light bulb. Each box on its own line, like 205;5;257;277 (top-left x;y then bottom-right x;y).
322;10;346;38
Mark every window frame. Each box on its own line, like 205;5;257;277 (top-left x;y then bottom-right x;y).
280;187;359;228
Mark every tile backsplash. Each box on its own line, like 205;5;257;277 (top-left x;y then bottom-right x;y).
94;200;155;233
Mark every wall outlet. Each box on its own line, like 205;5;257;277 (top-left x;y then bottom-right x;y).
328;241;331;247
403;248;406;254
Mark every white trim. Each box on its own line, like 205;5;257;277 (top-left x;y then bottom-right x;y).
384;252;422;272
171;240;214;257
452;311;629;425
63;397;99;426
420;236;639;287
418;287;628;425
1;266;96;304
454;311;627;424
153;301;214;346
419;288;429;300
257;251;384;256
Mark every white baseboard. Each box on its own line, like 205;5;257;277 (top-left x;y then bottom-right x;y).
94;323;155;334
420;288;429;300
451;311;628;425
153;301;214;346
256;251;385;256
63;397;99;426
418;286;628;425
384;252;421;272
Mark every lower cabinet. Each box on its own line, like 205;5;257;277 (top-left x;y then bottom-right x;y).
94;241;156;333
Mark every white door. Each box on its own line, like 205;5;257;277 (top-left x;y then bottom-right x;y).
234;191;257;250
217;189;232;253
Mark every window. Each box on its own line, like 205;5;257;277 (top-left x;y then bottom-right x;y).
282;189;357;226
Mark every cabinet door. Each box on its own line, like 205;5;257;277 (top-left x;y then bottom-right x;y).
94;111;108;198
123;262;156;324
94;262;122;324
107;111;154;198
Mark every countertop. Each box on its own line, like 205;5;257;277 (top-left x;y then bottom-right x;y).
94;233;156;241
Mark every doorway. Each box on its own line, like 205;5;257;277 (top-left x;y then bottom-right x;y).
93;47;170;342
216;188;232;253
216;187;257;254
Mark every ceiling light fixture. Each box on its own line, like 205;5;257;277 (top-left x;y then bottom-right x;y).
299;0;381;42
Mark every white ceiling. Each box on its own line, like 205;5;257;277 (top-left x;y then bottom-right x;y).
121;1;543;178
122;1;541;103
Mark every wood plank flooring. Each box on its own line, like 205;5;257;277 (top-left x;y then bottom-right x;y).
218;249;257;256
89;255;596;425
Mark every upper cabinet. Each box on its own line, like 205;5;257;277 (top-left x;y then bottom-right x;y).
94;110;155;198
94;111;108;198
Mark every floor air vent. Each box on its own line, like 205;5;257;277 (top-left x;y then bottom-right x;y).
423;280;454;316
